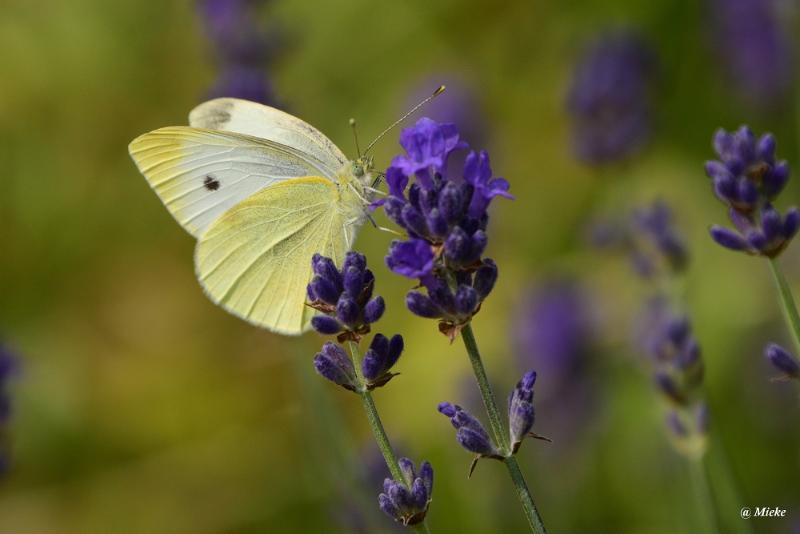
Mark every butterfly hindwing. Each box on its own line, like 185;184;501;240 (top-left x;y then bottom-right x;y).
194;176;354;335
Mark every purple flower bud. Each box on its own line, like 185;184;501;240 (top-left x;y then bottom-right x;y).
386;239;435;279
443;226;471;266
765;161;790;197
343;251;367;273
457;427;497;456
765;343;800;379
410;478;427;509
454;285;478;316
378;493;400;520
426;208;449;239
783;208;800;238
308;276;339;306
406;292;444;319
710;226;749;251
508;371;537;449
311;316;342;335
363;296;385;324
737;178;758;207
342;266;364;299
419;461;433;495
438;182;464;224
313;342;357;389
438;402;498;456
473;259;498;299
401;204;429;237
398;457;415;485
377;458;433;526
757;133;776;162
336;297;361;326
761;204;782;241
655;372;686;405
312;254;342;289
362;333;403;384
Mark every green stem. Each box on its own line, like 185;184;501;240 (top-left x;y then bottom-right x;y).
346;342;431;534
689;456;720;534
459;323;547;534
768;258;800;354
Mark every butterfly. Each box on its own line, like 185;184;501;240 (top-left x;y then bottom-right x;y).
129;98;379;335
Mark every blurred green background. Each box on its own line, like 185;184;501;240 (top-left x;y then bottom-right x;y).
2;0;799;532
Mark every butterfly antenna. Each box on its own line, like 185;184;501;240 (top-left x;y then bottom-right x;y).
363;85;446;155
349;118;362;158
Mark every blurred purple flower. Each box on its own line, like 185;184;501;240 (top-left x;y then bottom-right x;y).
403;76;488;179
199;0;281;105
635;297;708;452
589;200;687;279
709;0;793;107
566;30;657;165
0;344;17;475
513;279;596;442
764;343;800;380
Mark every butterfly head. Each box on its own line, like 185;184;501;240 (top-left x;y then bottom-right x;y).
351;155;374;184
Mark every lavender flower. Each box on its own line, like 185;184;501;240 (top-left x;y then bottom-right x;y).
638;298;708;455
705;126;799;257
709;0;793;107
362;334;404;389
439;370;545;469
508;371;536;452
590;200;688;279
566;31;657;165
307;252;385;341
0;345;16;474
764;343;800;380
437;402;499;458
314;342;358;392
378;118;511;338
199;0;280;105
378;458;434;526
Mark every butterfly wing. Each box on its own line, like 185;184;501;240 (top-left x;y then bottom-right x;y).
189;98;347;178
194;176;357;335
128;126;337;238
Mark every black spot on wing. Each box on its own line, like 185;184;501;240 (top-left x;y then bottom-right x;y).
204;175;221;191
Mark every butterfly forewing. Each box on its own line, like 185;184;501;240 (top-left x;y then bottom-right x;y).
129;126;334;237
189;98;347;177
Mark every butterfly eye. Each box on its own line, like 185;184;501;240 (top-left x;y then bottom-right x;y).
353;164;364;177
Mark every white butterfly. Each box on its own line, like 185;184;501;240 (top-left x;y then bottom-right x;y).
129;98;376;335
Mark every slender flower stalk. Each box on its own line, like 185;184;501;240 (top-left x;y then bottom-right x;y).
704;126;800;385
377;117;547;533
768;259;800;355
460;324;548;533
308;252;433;532
602;200;721;531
